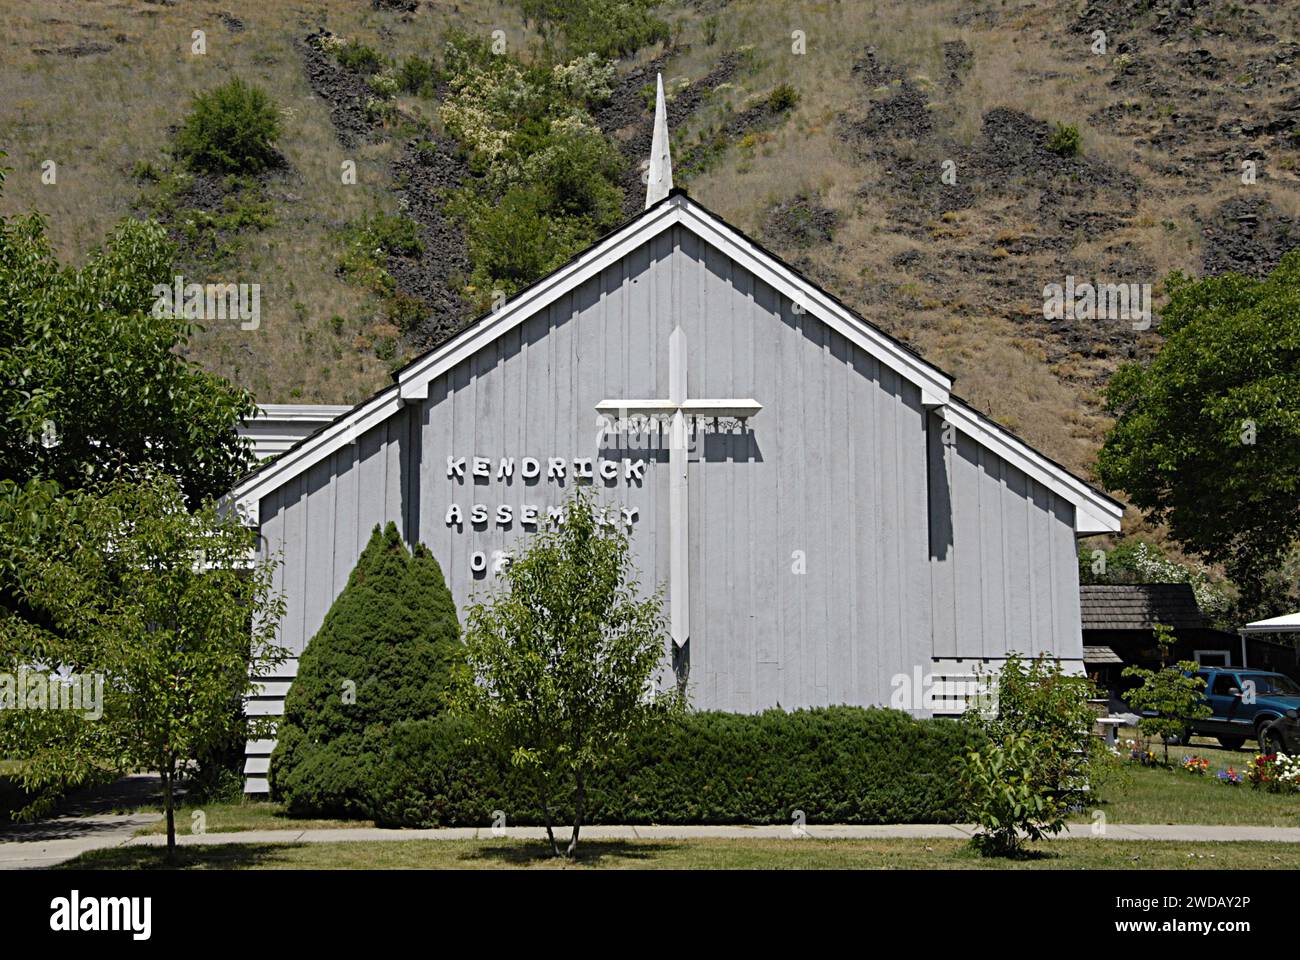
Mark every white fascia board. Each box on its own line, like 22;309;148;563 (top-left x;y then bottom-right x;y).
395;195;952;408
226;387;405;518
940;402;1123;535
396;198;686;402
251;404;353;422
676;202;953;407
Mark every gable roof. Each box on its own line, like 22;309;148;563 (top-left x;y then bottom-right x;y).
226;190;1123;535
1080;584;1210;632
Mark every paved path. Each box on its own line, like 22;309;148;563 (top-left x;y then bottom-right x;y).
123;822;1300;848
0;774;162;870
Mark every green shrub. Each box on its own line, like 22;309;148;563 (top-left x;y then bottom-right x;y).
371;706;983;827
367;71;400;101
454;186;589;296
1046;121;1081;157
397;56;435;96
703;14;720;46
174;78;282;176
270;523;462;817
524;122;624;225
131;160;161;182
336;39;384;75
520;0;669;58
438;36;625;299
959;733;1066;856
336;212;424;295
768;83;800;113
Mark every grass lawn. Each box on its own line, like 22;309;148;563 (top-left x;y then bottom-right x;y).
1076;734;1300;828
134;800;365;835
65;837;1300;870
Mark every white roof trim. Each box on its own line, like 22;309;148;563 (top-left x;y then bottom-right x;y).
226;192;1120;536
394;194;953;405
940;401;1123;535
394;197;688;400
1240;612;1300;634
673;201;953;406
228;387;404;521
251;404;353;421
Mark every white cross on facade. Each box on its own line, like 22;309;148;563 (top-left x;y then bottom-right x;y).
596;326;761;647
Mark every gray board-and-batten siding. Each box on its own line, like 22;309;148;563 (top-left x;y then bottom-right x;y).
244;223;1084;790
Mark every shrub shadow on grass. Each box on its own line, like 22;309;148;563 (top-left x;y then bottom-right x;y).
59;844;301;871
459;839;674;868
962;843;1061;863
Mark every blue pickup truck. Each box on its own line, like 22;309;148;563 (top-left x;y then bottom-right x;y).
1181;668;1300;753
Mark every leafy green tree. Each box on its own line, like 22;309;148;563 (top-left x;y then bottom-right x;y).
270;523;462;817
0;472;286;857
0;155;257;508
1122;625;1211;765
454;489;678;858
174;78;283;175
1097;254;1300;612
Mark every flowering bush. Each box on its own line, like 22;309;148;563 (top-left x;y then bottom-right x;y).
1181;755;1210;775
1247;753;1300;793
437;34;626;300
1216;767;1243;785
1080;541;1231;619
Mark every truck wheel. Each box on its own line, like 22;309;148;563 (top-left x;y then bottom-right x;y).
1216;735;1245;750
1259;723;1286;756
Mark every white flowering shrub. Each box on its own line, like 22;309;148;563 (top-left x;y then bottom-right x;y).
438;34;626;301
1081;540;1232;620
551;53;615;102
367;71;400;100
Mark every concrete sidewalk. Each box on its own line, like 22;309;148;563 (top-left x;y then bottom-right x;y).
0;774;163;870
123;822;1300;848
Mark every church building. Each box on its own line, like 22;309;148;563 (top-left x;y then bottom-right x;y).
231;80;1123;792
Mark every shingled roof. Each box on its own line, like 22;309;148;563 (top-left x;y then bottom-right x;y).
1079;583;1211;631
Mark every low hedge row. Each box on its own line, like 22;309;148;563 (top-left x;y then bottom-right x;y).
370;706;983;828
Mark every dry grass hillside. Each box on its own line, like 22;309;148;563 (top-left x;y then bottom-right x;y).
3;0;1299;540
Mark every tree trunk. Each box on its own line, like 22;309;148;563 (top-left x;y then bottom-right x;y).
163;761;176;862
566;768;585;859
535;776;561;858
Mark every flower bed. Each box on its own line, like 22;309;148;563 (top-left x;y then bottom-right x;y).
1181;755;1210;775
1246;753;1300;793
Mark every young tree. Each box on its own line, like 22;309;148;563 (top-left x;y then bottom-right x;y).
1097;254;1300;613
454;489;678;858
960;653;1097;856
0;473;286;857
270;523;462;817
1122;626;1211;765
966;653;1098;798
959;733;1067;857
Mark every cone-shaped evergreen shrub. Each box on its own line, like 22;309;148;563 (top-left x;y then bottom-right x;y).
270;523;461;816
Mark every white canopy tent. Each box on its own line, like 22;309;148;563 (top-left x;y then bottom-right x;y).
1237;612;1300;668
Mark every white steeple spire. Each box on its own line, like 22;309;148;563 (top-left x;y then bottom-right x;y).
645;73;673;208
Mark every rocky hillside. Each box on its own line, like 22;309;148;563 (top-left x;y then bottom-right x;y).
2;0;1298;538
